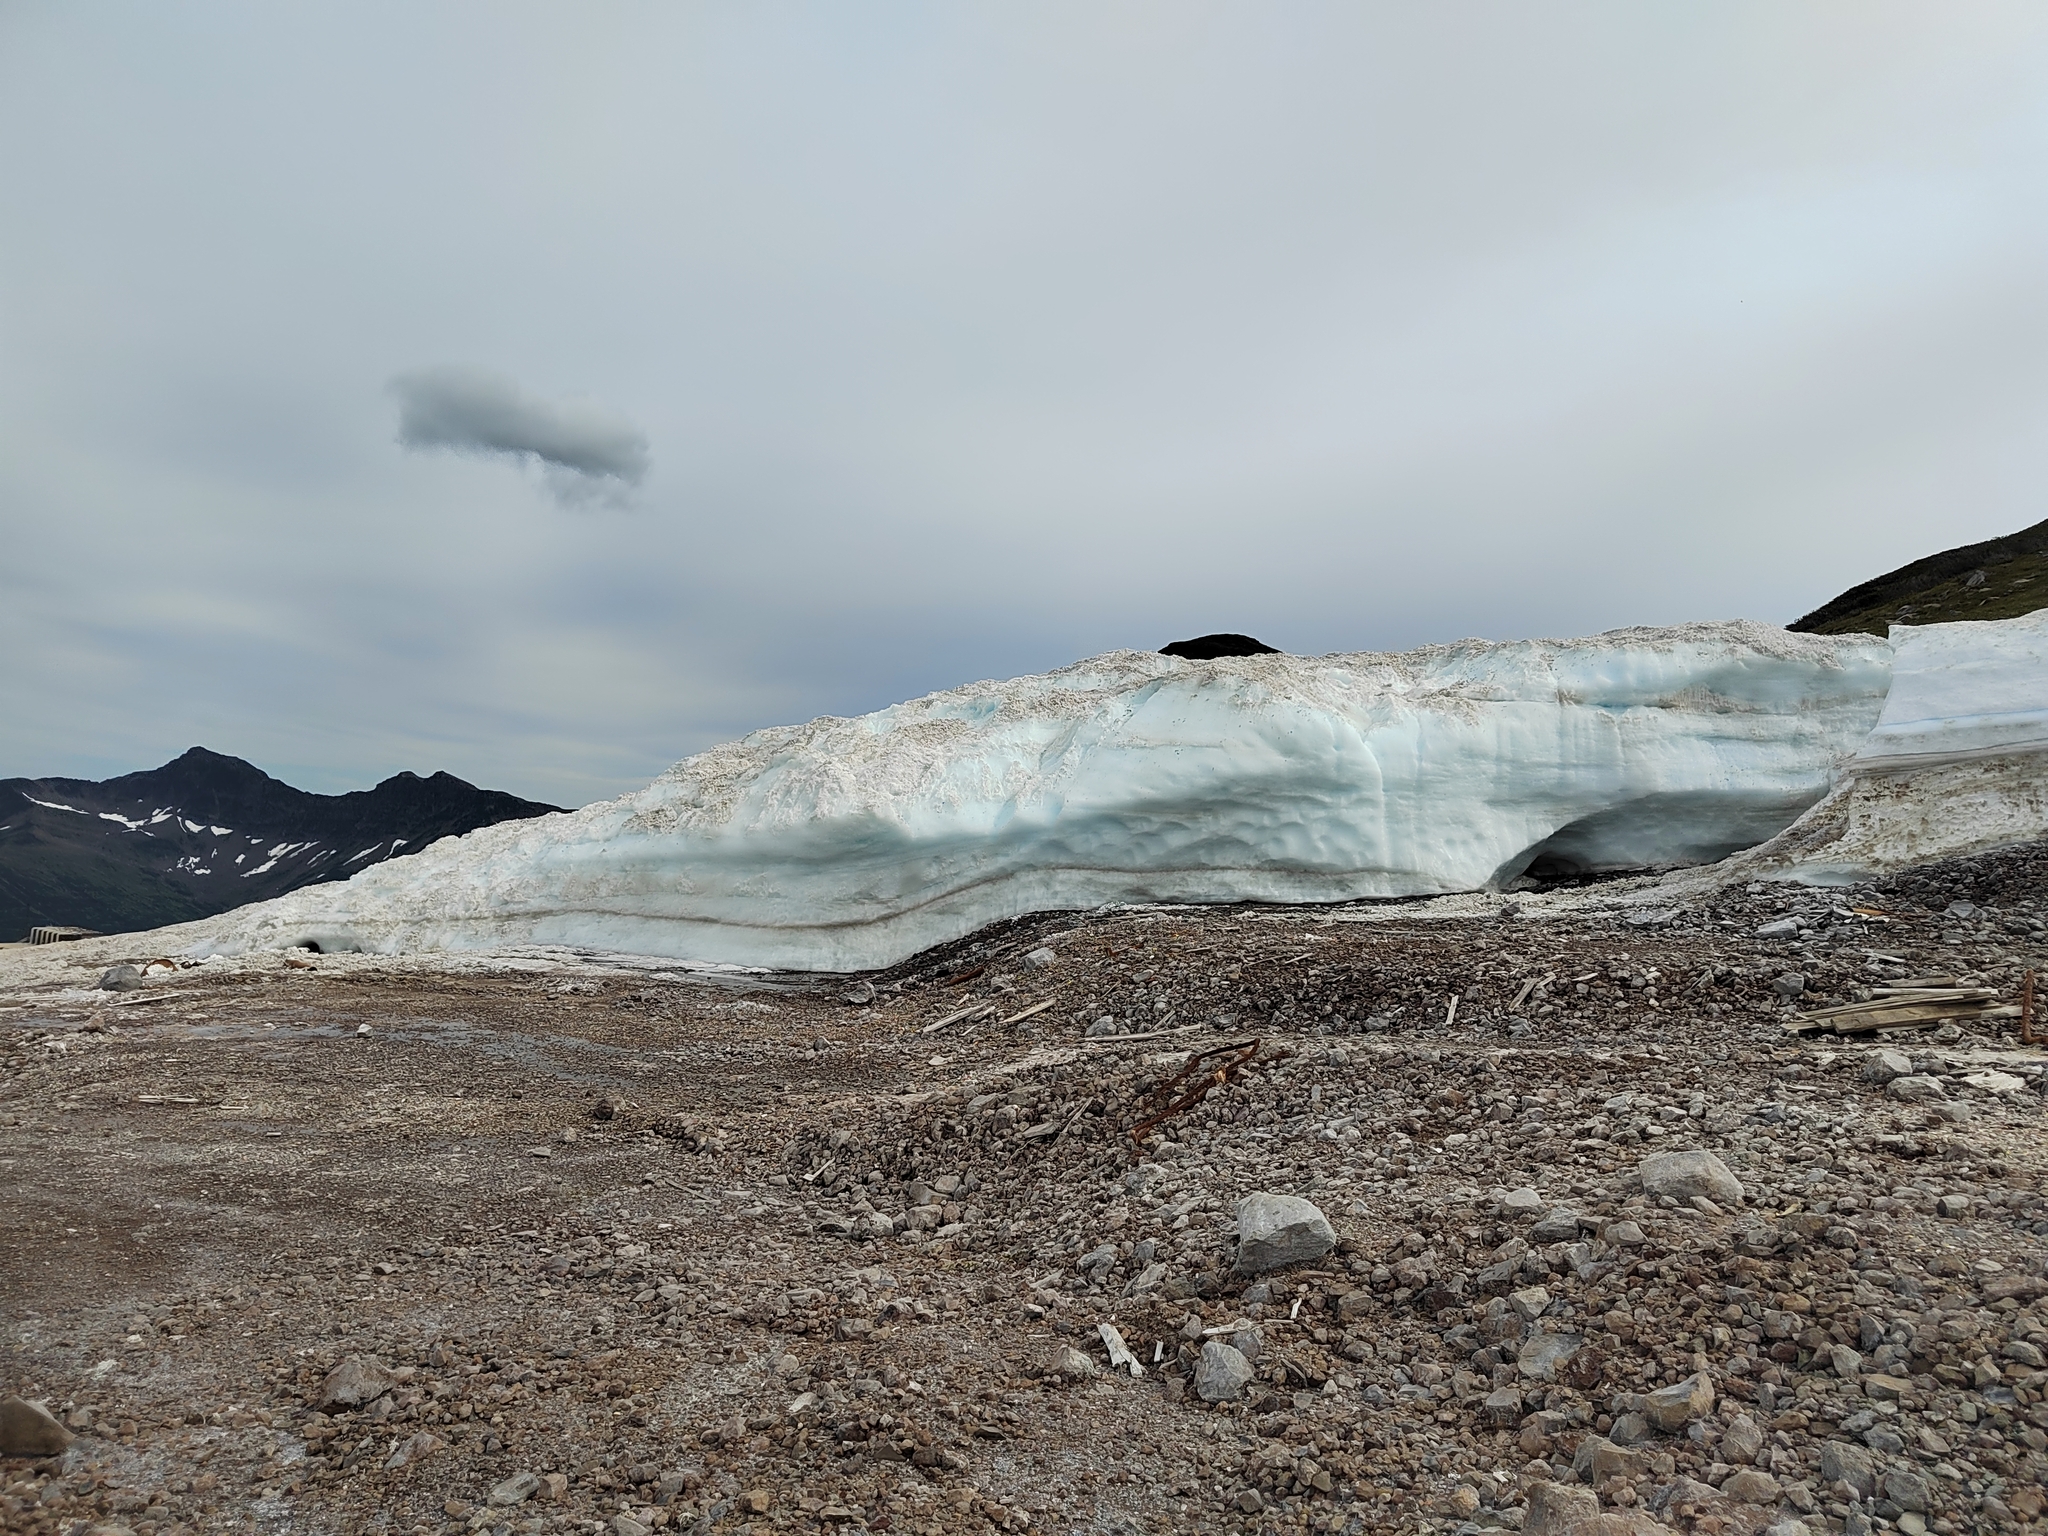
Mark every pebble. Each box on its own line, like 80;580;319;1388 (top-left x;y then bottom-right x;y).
1233;1192;1335;1273
1193;1341;1253;1402
1638;1370;1714;1431
310;1354;399;1413
1045;1345;1096;1382
1525;1480;1600;1534
1637;1148;1744;1205
383;1430;444;1469
1885;1074;1946;1102
488;1472;541;1507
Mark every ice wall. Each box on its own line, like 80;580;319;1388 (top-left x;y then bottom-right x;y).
1721;609;2048;884
1855;608;2048;767
194;621;1890;971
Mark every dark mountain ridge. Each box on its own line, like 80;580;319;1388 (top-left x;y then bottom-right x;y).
0;747;564;940
1788;515;2048;635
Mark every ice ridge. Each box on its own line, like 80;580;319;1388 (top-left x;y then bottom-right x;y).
194;619;1896;971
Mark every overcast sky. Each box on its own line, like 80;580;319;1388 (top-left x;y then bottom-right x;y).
5;5;2048;806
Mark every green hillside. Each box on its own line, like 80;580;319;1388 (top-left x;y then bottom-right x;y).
1789;516;2048;635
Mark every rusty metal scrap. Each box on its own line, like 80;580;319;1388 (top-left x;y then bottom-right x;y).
1127;1038;1269;1147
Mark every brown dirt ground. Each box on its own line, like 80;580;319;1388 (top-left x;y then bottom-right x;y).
3;848;2047;1536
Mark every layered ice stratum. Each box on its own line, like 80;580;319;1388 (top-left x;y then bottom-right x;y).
191;619;1926;971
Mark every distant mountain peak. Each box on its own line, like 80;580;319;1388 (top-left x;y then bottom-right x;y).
1;750;563;940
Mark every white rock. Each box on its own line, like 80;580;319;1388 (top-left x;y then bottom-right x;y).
1638;1149;1744;1206
1961;1070;2025;1094
1234;1193;1337;1274
1886;1075;1946;1102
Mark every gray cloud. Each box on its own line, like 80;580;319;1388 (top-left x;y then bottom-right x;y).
6;8;2048;808
390;367;649;499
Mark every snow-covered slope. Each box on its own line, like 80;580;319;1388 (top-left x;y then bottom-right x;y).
192;621;1891;970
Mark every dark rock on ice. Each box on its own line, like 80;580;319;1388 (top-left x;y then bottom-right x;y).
1159;633;1281;660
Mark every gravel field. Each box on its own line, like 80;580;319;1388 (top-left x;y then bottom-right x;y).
3;844;2046;1536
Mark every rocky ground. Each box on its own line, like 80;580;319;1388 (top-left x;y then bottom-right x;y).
2;844;2046;1536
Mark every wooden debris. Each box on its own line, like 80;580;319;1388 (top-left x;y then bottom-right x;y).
1787;986;2018;1036
921;1003;995;1035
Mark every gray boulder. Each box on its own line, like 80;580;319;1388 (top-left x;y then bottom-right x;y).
311;1354;400;1413
0;1397;74;1456
1640;1371;1714;1431
98;964;143;992
1234;1192;1336;1274
1194;1341;1254;1402
1886;1074;1946;1102
1638;1149;1744;1205
1524;1482;1600;1535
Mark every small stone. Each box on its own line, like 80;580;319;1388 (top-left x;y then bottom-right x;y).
541;1473;569;1501
1886;1075;1946;1102
1194;1341;1254;1402
1084;1016;1119;1038
1529;1208;1582;1243
1604;1219;1647;1247
383;1431;445;1470
1127;1261;1168;1295
741;1489;772;1514
1860;1050;1913;1085
611;1517;650;1536
355;1022;372;1037
1524;1481;1600;1535
1234;1488;1265;1514
1640;1371;1714;1431
98;965;143;991
489;1472;541;1507
1772;974;1806;1000
1721;1414;1764;1464
1481;1387;1522;1425
1829;1344;1862;1378
1022;947;1058;970
1721;1469;1780;1505
1516;1332;1584;1382
1233;1192;1336;1273
311;1354;400;1413
0;1397;74;1456
1573;1434;1652;1486
1881;1468;1930;1513
1047;1345;1096;1382
1755;918;1800;938
1961;1070;2025;1094
1509;1286;1550;1322
1607;1412;1654;1446
1817;1440;1874;1500
840;979;877;1005
1501;1186;1545;1216
1638;1150;1744;1206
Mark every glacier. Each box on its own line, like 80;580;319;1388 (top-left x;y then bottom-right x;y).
192;619;1903;971
1717;608;2048;884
